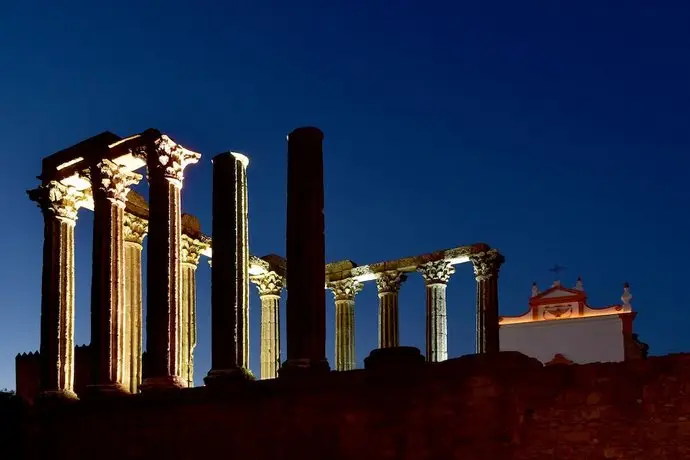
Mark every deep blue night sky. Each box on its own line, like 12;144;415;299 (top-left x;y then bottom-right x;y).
1;1;689;390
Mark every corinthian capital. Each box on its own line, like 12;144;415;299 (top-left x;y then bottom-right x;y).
469;249;505;281
375;271;407;294
180;234;209;266
124;213;148;244
418;260;455;285
327;278;363;302
95;159;142;206
250;272;284;297
28;181;87;223
136;134;201;185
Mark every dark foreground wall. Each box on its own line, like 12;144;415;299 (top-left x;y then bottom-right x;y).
20;352;690;460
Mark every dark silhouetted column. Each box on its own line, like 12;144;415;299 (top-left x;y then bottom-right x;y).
28;181;86;400
281;127;330;376
418;260;455;362
205;152;252;386
470;249;505;354
87;159;141;396
139;134;200;391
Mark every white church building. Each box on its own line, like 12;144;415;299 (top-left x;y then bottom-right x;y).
499;278;647;365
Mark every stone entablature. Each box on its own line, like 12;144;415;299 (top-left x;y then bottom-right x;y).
323;243;492;284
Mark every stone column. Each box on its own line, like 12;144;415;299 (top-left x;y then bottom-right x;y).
179;234;207;387
250;272;284;380
327;279;362;371
469;249;505;354
375;271;407;348
139;135;200;390
88;159;141;395
28;181;86;399
418;260;455;362
282;127;330;376
205;152;252;385
123;213;147;394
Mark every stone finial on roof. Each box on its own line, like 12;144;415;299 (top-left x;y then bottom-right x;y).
621;282;632;307
552;280;561;288
531;282;539;297
575;276;584;291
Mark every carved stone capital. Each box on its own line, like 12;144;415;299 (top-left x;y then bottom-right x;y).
95;159;142;206
418;260;455;285
375;271;407;294
28;181;87;223
469;249;505;281
181;234;208;266
327;278;363;302
124;213;148;245
251;271;284;297
136;135;201;185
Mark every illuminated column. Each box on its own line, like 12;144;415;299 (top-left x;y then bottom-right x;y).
88;159;141;395
205;152;252;385
140;134;200;390
418;260;455;362
179;234;207;387
282;127;330;376
469;249;505;354
375;271;407;348
123;213;147;394
28;181;86;399
327;279;362;371
250;272;284;379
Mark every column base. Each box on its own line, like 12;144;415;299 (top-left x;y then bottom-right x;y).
279;358;330;378
364;346;425;371
82;383;129;399
37;389;79;404
139;375;187;393
204;368;255;387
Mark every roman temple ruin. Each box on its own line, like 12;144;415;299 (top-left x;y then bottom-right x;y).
18;127;504;400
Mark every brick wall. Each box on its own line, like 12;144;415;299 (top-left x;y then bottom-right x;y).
20;351;690;459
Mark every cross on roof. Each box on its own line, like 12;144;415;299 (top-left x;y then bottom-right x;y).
549;264;566;276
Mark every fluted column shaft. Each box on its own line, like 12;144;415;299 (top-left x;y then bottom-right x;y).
260;295;280;378
29;181;86;399
179;234;207;387
251;272;284;379
206;152;251;384
282;127;330;375
418;260;455;362
123;213;147;394
328;279;362;371
375;271;407;348
140;134;200;390
89;160;141;393
470;250;505;354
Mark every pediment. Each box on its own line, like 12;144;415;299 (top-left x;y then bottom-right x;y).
530;285;586;306
541;288;579;299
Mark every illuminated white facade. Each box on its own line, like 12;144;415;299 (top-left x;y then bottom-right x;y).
499;279;645;365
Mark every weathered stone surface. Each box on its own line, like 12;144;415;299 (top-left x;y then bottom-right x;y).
282;127;330;375
16;352;690;460
206;152;252;385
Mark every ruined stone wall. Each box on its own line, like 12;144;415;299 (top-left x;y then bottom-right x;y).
16;345;92;405
21;352;690;460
